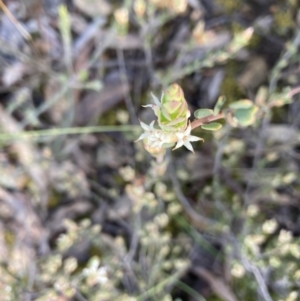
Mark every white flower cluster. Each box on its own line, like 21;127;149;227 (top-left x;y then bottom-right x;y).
136;84;204;156
136;120;203;154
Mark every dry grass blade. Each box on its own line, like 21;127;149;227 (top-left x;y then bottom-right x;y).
0;0;32;41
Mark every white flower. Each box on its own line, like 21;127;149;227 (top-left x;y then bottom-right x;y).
149;130;166;148
135;120;156;142
147;130;178;149
83;258;108;285
173;124;203;153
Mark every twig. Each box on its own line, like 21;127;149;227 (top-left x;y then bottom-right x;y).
168;153;218;231
191;113;224;130
241;256;273;301
226;233;274;301
0;0;32;41
266;85;300;110
191;84;299;131
269;31;300;94
117;47;139;125
0;125;139;142
287;86;300;98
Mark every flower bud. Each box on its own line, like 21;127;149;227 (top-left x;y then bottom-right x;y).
158;84;190;131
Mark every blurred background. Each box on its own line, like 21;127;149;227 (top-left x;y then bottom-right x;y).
0;0;300;300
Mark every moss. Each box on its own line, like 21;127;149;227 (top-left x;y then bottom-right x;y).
89;244;103;258
273;7;294;34
4;229;15;248
215;0;241;13
113;172;125;187
219;62;245;102
47;190;61;209
247;32;261;50
99;109;118;126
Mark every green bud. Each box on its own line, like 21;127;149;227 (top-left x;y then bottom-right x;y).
158;84;190;131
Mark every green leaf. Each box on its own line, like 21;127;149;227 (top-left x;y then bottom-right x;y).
229;99;253;110
233;106;258;126
194;109;213;119
201;122;222;131
213;96;226;115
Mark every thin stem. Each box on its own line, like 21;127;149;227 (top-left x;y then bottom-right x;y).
168;153;218;231
0;125;140;142
117;48;139;124
288;86;300;98
190;112;224;130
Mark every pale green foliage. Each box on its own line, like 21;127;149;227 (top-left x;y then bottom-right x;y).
194;108;214;119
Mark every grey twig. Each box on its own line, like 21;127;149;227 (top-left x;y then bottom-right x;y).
168;153;217;230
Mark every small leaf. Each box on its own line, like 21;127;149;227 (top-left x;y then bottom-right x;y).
229;100;253;110
214;96;226;115
233;106;258;126
201;122;222;131
194;109;213;119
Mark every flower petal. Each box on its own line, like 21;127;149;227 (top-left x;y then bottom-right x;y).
149;120;155;129
173;140;184;150
139;120;149;130
139;120;155;131
183;124;192;135
151;92;161;106
134;132;148;142
183;141;194;153
188;135;203;142
175;132;185;139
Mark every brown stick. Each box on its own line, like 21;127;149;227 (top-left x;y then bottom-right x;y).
288;86;300;98
190;112;224;130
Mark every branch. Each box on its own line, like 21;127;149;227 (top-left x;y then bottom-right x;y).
168;155;218;231
191;112;224;130
288;86;300;98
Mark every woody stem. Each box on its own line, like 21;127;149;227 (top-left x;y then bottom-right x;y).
190;112;224;130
